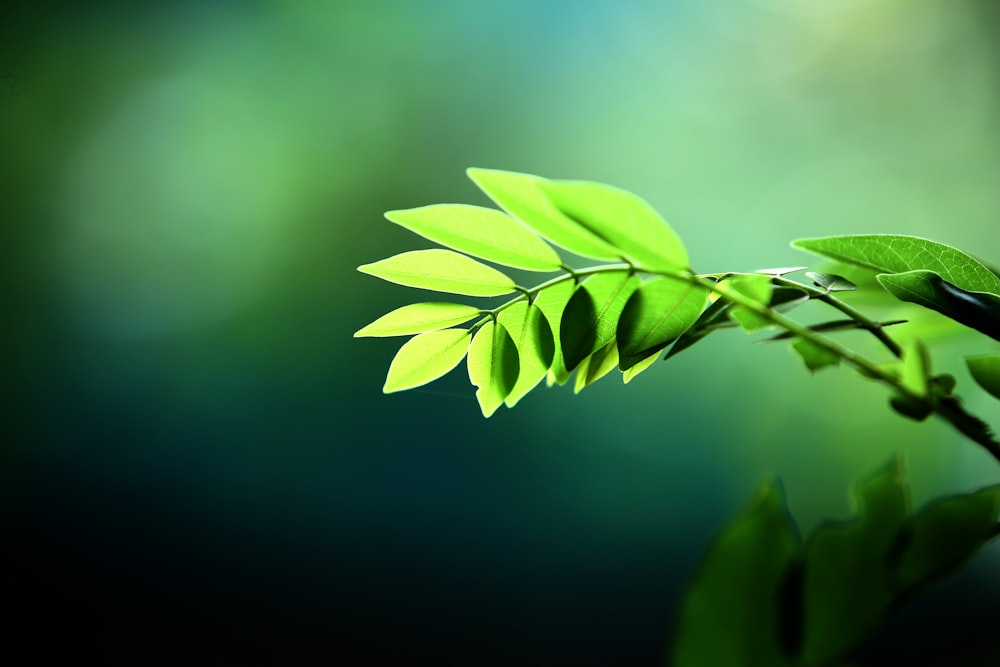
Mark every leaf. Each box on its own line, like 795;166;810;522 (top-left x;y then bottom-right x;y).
892;486;1000;593
497;302;555;407
724;275;774;332
355;302;482;337
385;204;562;272
790;338;840;372
966;354;1000;400
622;350;661;384
467;320;520;417
792;234;1000;296
898;339;931;398
805;271;858;292
664;296;737;360
877;270;1000;341
383;329;471;393
541;179;690;272
358;249;518;296
531;281;576;385
616;277;709;371
672;480;800;667
466;168;620;261
574;339;619;393
799;459;909;666
559;272;641;372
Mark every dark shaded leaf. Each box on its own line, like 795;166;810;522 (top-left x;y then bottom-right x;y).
616;277;708;371
560;273;640;372
877;270;1000;342
966;354;1000;400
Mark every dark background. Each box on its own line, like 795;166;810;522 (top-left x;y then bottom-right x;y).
4;1;1000;664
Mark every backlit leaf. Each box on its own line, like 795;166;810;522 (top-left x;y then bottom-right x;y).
574;339;619;393
792;235;1000;296
966;354;1000;400
498;302;555;407
616;277;709;371
355;302;482;337
560;272;641;372
359;249;517;296
467;320;520;417
622;350;661;384
466;168;620;261
532;281;576;385
665;296;736;360
383;329;471;393
385;204;562;271
877;270;1000;341
672;480;800;667
542;179;690;272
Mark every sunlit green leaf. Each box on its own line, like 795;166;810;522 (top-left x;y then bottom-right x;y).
805;271;857;292
498;302;555;407
672;480;800;667
792;235;1000;296
725;275;774;332
385;204;562;271
542;179;689;272
790;338;840;372
622;350;661;384
358;249;518;296
355;302;482;337
383;329;471;393
877;270;1000;341
664;296;736;360
467;320;520;417
966;354;1000;400
800;460;908;666
892;486;1000;592
899;339;931;399
616;277;708;371
466;168;620;261
574;339;619;393
532;281;576;385
560;272;641;372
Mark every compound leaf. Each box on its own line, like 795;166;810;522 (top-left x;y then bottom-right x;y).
498;302;555;407
466;168;620;261
355;302;481;337
467;320;520;417
792;235;1000;296
673;480;800;667
385;204;562;271
383;329;471;393
616;277;709;371
359;249;517;296
560;273;641;372
877;270;1000;341
542;179;689;272
966;354;1000;400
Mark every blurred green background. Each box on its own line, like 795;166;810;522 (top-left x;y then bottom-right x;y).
3;1;1000;664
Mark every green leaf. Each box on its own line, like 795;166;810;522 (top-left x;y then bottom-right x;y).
542;179;689;272
383;329;471;393
790;338;840;372
358;249;518;296
531;281;576;385
892;486;1000;593
800;460;909;666
498;302;555;407
792;234;1000;296
467;320;520;417
622;350;661;384
616;277;708;371
560;272;641;372
385;204;562;272
664;296;736;360
672;480;800;667
805;271;858;292
574;339;619;393
899;339;931;398
466;168;620;261
724;275;774;332
966;354;1000;400
877;270;1000;341
355;302;482;337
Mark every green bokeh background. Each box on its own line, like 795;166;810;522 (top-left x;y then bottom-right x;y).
4;1;1000;664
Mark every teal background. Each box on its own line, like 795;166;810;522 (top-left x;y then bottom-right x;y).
3;1;1000;664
